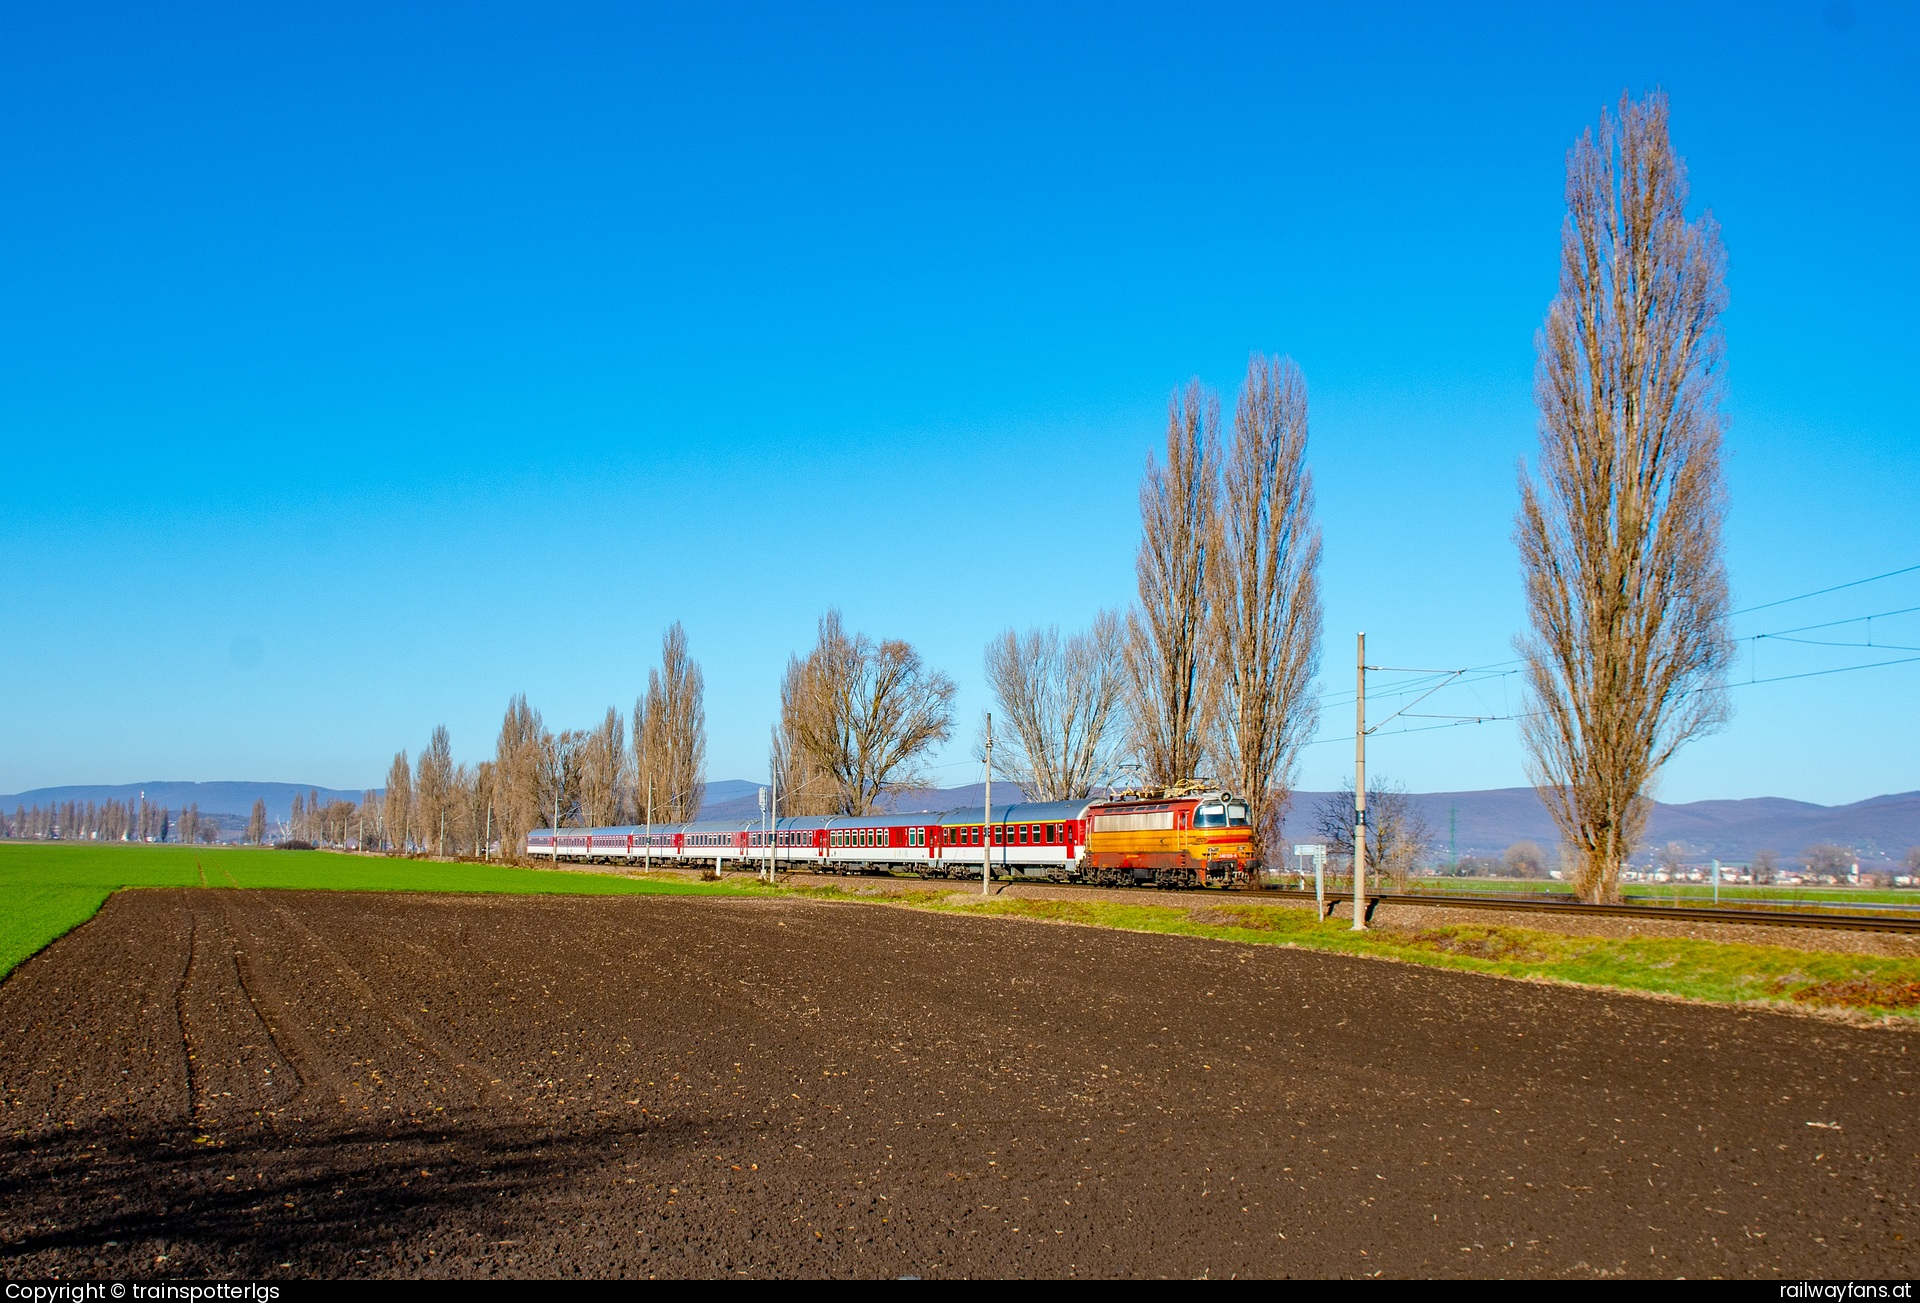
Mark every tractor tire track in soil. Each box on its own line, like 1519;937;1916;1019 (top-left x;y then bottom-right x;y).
0;888;1914;1278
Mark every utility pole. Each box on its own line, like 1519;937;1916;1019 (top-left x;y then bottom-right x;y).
759;786;769;884
552;788;560;865
645;776;653;871
1352;632;1368;931
769;761;778;882
485;803;492;863
982;713;993;896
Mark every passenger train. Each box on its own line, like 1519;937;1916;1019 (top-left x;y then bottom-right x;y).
529;788;1256;888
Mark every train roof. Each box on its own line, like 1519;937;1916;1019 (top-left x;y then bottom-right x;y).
528;792;1246;841
533;799;1102;839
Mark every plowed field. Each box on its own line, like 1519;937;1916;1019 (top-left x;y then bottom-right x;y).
1;889;1913;1278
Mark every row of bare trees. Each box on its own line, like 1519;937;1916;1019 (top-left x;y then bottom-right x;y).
300;95;1727;895
2;798;207;843
354;623;710;860
977;353;1323;867
973;91;1737;900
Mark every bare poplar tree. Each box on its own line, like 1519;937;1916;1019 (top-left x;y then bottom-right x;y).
784;608;956;815
772;680;839;818
416;726;454;855
1208;354;1322;865
1125;380;1219;787
636;623;707;822
579;706;626;827
984;610;1127;801
247;798;266;845
468;760;495;857
1517;91;1733;904
385;751;413;854
539;729;585;831
447;764;475;855
494;694;544;860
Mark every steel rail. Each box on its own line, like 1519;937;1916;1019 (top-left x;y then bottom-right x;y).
1286;888;1920;934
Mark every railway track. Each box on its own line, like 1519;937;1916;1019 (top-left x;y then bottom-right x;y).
774;867;1920;934
1292;887;1920;933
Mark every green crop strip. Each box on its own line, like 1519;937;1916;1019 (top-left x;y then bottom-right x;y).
791;884;1920;1020
0;842;759;980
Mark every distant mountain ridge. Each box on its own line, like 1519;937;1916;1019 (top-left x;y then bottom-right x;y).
0;782;367;825
1284;787;1920;866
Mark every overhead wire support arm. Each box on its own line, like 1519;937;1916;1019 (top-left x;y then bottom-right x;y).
1359;668;1471;734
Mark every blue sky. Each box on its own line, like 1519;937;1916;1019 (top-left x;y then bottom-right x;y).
2;1;1915;805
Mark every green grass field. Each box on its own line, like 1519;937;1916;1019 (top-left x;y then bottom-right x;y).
0;841;752;979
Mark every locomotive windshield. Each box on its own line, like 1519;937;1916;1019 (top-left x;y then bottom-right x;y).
1196;800;1251;828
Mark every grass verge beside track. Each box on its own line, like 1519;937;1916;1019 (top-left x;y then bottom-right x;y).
796;884;1920;1020
0;842;753;979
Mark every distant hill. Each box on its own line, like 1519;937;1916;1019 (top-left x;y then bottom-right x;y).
0;782;368;825
1277;787;1920;866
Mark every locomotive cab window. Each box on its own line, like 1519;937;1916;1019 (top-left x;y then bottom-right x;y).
1227;802;1250;826
1195;803;1228;828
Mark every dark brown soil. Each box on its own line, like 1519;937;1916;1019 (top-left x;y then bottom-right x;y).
1792;978;1920;1010
2;889;1915;1278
